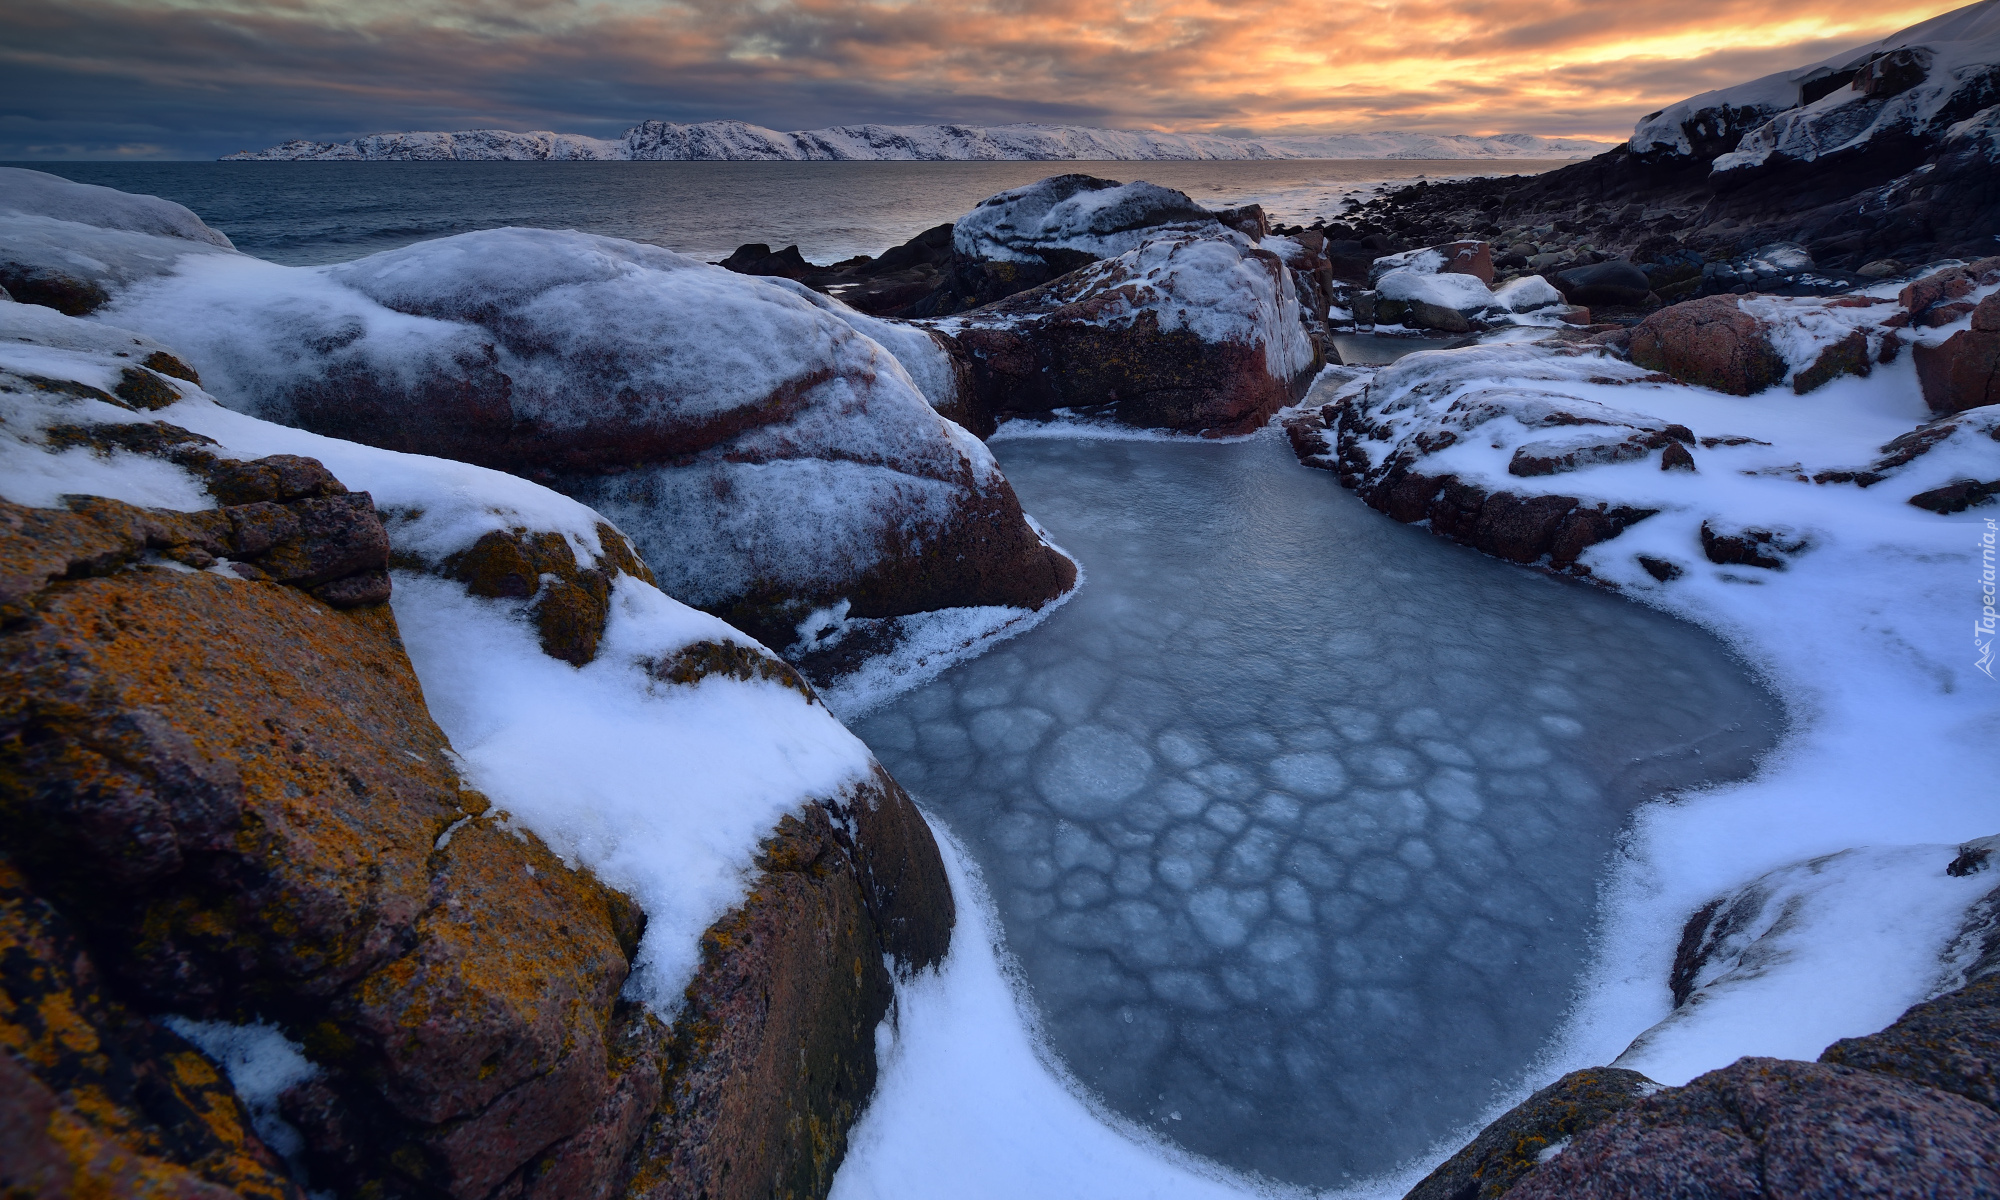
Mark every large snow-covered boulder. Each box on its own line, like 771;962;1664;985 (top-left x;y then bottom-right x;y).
0;172;1078;647
951;174;1220;265
0;166;234;314
928;229;1318;435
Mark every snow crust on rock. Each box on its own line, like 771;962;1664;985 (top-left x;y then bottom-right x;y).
225;120;1613;163
938;230;1316;382
1302;312;2000;1124
1375;267;1498;312
0;169;237;293
1632;0;2000;159
952;176;1216;263
93;226;1015;608
763;277;967;417
1611;845;1991;1085
0;306;880;1008
162;1018;318;1161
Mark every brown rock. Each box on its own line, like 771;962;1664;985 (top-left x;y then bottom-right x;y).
1901;266;1974;318
1913;326;2000;416
255;493;390;589
0;263;109;316
441;524;656;666
1908;479;2000;513
1821;973;2000;1111
1629;297;1788;395
1438;240;1495;285
114;366;184;411
629;768;953;1200
1403;1067;1657;1200
1700;521;1807;569
1507;1058;2000;1200
0;858;302;1200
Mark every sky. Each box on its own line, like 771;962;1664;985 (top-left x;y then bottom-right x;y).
0;0;1972;159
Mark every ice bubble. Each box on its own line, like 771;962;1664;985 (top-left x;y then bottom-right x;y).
1348;859;1412;904
1203;803;1250;835
1113;852;1155;896
1423;769;1485;819
1219;827;1284;885
1327;706;1382;741
1059;868;1112;908
968;706;1056;753
864;711;918;752
917;720;974;760
1538;714;1585;738
988;811;1052;855
1011;889;1057;921
1220;727;1281;757
1391;707;1450;739
1150;969;1229;1013
1281;840;1342;889
1417;738;1478;767
1017;855;1059;889
1047;909;1120;949
1467;720;1552;768
1222;965;1262;1003
1156;729;1211;768
1316;890;1371;930
1157;779;1210;818
1186;762;1259;801
1447;917;1528;971
1053;823;1116;872
1253;792;1301;826
1030;666;1111;722
1036;726;1154;818
1269;752;1349;797
1104;824;1155;851
1487;773;1551;800
1431;821;1509;876
1529;682;1580;708
1349;745;1428;786
1282;725;1339;751
958;681;1015;710
1272;876;1314;923
1156;824;1226;891
1187;886;1269;948
1397;839;1438;871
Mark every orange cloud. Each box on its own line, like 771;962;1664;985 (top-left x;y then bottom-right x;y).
0;0;1973;157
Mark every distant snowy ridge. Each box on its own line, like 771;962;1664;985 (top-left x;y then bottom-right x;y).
222;120;1613;163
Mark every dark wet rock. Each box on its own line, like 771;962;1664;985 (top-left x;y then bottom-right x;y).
1637;554;1685;581
1629;297;1789;395
1403;1067;1657;1200
1660;442;1698;471
0;263;109;315
1507;1057;2000;1200
1700;520;1809;569
1909;478;2000;513
717;242;817;280
1555;260;1652;307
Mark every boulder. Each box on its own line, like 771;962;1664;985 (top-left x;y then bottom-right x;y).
950;174;1218;266
931;230;1317;435
1913;292;2000;415
716;242;818;280
1508;1057;2000;1199
1403;1068;1657;1200
1554;260;1652;307
70;216;1074;647
0;167;234;315
1629;296;1789;395
1821;972;2000;1113
1368;241;1493;286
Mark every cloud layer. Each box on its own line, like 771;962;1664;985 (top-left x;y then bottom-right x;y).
0;0;1966;158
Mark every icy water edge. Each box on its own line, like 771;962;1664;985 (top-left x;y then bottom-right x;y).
850;432;1782;1189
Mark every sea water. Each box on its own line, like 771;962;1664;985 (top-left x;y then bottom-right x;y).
851;433;1781;1187
18;158;1573;266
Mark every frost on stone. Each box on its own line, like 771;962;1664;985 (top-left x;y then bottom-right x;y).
951;174;1219;263
0;168;238;303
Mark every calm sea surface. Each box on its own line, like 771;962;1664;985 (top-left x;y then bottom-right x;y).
13;159;1572;267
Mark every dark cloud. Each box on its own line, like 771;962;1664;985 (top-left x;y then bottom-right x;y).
0;0;1962;158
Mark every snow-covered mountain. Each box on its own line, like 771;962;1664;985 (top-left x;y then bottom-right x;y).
221;120;1612;162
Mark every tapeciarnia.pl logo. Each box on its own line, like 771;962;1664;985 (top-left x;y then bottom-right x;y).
1979;517;1996;679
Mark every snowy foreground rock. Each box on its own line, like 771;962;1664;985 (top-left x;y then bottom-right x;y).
0;168;1076;651
0;296;955;1198
1283;267;2000;1196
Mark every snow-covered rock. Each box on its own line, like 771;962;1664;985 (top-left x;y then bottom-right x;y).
0;166;235;313
0;170;1074;648
1630;0;2000;168
928;229;1317;434
224;120;1613;163
950;174;1217;264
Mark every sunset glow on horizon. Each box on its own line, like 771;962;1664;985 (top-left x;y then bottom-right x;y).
0;0;1971;157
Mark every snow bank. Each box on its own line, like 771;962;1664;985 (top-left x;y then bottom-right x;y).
226;120;1614;163
0;301;880;1008
952;175;1216;263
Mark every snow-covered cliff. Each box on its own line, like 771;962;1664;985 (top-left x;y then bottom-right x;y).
222;120;1611;163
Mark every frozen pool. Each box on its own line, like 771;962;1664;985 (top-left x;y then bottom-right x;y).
849;432;1781;1188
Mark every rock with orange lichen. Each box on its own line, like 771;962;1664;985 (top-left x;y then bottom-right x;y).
0;857;301;1200
439;525;657;666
